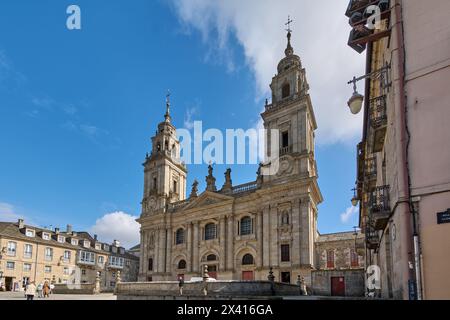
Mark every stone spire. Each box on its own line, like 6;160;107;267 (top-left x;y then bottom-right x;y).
205;164;217;192
284;16;294;57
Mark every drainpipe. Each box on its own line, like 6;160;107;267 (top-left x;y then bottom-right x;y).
393;0;422;300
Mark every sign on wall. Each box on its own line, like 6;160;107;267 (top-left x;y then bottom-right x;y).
437;209;450;225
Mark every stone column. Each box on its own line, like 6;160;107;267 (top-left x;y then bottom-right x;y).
219;216;226;271
292;199;301;266
193;222;199;273
187;223;193;272
300;198;312;266
226;215;234;270
166;227;172;274
270;205;279;267
142;231;148;276
139;230;144;274
158;227;166;273
256;211;263;268
262;206;270;267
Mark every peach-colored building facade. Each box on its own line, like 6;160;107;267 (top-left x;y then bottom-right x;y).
346;0;450;299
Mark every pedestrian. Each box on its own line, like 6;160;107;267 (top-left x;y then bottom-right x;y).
178;276;184;296
37;283;43;298
25;281;36;301
50;283;55;295
43;281;50;298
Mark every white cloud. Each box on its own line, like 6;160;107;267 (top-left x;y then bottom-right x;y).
184;106;199;130
0;202;24;222
169;0;366;145
340;206;359;224
90;212;140;249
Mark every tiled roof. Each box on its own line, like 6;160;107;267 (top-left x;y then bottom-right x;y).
0;221;138;259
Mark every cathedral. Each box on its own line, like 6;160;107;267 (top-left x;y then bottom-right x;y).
136;30;363;288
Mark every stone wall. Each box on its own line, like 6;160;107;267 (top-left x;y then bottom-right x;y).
116;281;302;300
53;283;97;295
311;270;365;297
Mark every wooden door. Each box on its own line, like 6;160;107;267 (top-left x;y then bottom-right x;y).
331;277;346;296
242;271;254;281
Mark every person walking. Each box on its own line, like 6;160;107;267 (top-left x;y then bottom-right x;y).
178;276;184;296
36;283;43;298
25;281;36;301
43;281;50;298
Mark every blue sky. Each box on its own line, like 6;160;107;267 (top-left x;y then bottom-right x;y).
0;0;364;247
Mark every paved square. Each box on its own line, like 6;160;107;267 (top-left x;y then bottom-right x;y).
0;292;116;300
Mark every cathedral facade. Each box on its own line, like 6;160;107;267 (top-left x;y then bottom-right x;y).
137;32;357;287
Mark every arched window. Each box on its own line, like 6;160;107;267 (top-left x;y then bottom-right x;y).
242;254;254;265
175;228;185;245
282;212;290;225
178;260;187;270
204;223;217;240
206;254;217;262
240;217;252;236
282;83;290;99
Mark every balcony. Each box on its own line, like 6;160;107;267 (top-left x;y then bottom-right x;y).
279;145;293;156
365;225;379;250
364;155;377;185
369;185;390;230
345;0;392;53
370;95;388;152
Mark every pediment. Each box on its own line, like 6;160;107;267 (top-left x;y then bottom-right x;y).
183;191;233;211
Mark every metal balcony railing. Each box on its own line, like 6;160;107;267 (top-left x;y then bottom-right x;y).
369;185;390;214
364;156;377;180
370;95;388;129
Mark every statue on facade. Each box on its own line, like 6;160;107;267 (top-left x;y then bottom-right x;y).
221;168;233;194
190;180;199;198
205;164;217;192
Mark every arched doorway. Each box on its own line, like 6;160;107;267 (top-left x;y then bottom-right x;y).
202;253;219;279
241;254;255;281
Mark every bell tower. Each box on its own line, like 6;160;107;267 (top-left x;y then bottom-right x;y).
141;94;187;216
261;20;319;183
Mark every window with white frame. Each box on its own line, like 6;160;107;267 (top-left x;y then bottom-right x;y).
109;256;124;268
58;235;65;243
79;251;95;264
23;263;32;272
7;242;17;256
98;256;104;264
42;233;50;240
44;247;53;261
83;240;90;248
64;250;71;261
95;243;101;250
25;229;35;237
44;266;52;273
63;267;70;275
71;239;78;246
6;261;15;270
24;244;33;259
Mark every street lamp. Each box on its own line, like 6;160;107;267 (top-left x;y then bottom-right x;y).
347;63;391;115
351;187;359;207
347;77;364;114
